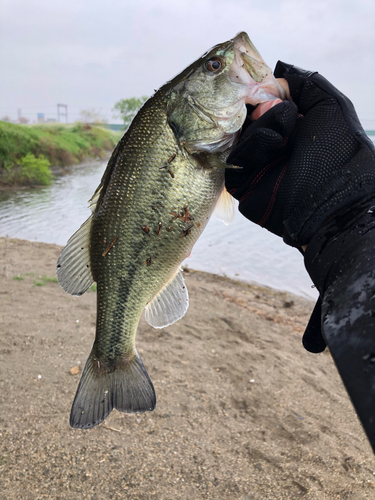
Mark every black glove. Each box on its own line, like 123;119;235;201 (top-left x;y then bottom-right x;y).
226;99;299;228
226;61;375;248
226;62;375;354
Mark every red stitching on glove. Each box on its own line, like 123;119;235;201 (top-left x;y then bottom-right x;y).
239;157;287;203
239;159;281;202
278;136;289;148
258;164;288;227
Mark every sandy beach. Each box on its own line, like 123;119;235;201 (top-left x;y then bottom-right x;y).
0;237;374;500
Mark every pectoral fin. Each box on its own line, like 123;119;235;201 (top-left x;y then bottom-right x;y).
214;187;235;225
57;215;94;296
57;145;119;296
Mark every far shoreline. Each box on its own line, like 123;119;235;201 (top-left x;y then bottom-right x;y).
0;121;119;188
0;156;110;192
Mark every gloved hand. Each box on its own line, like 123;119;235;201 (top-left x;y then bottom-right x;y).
225;99;299;230
226;62;375;354
226;61;375;248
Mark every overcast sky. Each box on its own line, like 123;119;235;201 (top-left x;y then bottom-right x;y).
1;0;374;128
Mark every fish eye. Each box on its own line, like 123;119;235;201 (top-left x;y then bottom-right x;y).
206;58;222;72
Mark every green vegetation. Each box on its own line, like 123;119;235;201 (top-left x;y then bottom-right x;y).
19;153;52;185
113;97;148;130
12;271;96;290
12;273;59;286
0;121;120;186
33;275;58;287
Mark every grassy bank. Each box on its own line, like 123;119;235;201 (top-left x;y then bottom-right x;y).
0;121;120;186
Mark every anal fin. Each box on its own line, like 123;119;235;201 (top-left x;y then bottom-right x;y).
145;268;189;329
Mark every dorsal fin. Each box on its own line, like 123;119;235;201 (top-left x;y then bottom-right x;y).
88;186;102;213
93;138;123;210
145;269;189;329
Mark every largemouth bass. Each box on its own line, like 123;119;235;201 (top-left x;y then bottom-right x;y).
57;32;285;429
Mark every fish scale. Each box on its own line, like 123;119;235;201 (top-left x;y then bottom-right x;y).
57;31;285;428
91;91;224;361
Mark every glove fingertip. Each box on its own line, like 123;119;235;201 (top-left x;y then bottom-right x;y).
274;60;293;79
274;60;317;81
302;332;327;353
302;296;327;353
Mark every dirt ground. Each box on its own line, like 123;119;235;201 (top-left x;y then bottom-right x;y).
0;237;374;500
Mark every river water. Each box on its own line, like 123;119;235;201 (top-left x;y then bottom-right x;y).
0;159;318;299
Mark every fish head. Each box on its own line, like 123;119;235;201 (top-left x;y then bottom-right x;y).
165;31;285;154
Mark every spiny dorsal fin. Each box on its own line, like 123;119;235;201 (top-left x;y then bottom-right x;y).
57;215;94;296
145;268;189;329
90;138;124;212
214;187;235;225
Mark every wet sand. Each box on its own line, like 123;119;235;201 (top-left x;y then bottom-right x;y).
0;237;374;499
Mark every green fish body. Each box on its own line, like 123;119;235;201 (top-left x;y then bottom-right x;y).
57;32;285;428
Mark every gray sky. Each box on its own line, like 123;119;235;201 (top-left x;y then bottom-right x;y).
1;0;374;128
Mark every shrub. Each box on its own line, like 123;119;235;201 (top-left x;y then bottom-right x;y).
0;121;120;186
19;154;53;185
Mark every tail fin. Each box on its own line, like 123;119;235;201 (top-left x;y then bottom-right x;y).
70;350;156;429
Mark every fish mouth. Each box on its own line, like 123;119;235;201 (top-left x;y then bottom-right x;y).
229;32;286;103
232;32;269;83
